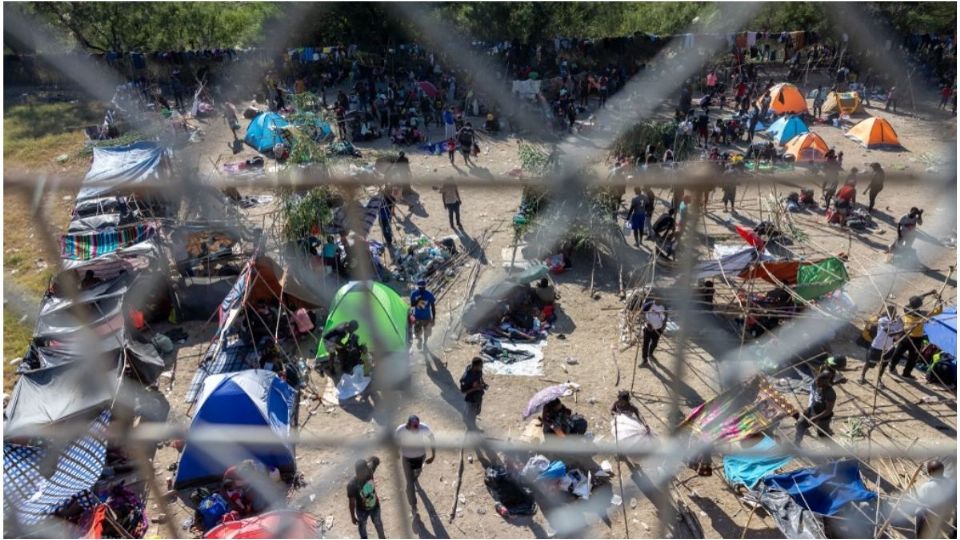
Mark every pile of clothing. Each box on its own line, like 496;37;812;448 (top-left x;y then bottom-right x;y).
520;455;604;500
393;235;456;284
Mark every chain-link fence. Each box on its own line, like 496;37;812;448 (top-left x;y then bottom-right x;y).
4;3;957;539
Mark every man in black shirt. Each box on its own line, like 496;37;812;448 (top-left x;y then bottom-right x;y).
652;208;677;242
794;372;836;446
459;357;486;430
626;188;650;246
456;122;476;167
346;457;385;539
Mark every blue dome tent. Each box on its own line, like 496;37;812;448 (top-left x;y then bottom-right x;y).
244;112;290;152
174;370;296;489
765;116;809;146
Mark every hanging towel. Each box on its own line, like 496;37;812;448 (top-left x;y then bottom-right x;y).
60;224;154;261
747;32;758;47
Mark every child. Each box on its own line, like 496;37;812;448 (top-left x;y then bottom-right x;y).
447;137;456;165
322;235;338;275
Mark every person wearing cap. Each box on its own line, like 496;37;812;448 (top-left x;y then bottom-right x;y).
394;415;435;514
410;281;436;352
346;456;385;539
794;371;837;446
892;292;944;379
859;305;904;387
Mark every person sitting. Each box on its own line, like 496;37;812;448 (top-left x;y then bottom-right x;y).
533;278;558;309
319;320;359;375
652;208;677;243
494;315;537;341
484;112;499;132
80;269;101;289
911;460;958;538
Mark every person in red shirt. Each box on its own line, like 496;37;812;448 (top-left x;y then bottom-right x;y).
939;85;954;110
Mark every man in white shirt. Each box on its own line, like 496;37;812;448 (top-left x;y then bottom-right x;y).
859;305;904;387
395;415;435;514
640;298;667;366
912;460;957;538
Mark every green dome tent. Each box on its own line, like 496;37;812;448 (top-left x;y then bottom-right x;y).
316;281;409;361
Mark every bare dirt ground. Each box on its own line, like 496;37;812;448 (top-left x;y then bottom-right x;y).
5;71;956;538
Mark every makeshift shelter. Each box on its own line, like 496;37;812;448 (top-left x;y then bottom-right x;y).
845;117;901;148
316;281;408;361
3;411;111;527
765;116;809;145
692;247;759;280
757;83;808;115
762;460;877;516
783;132;830;162
78;142;170;201
204;510;320;539
174;370;296;489
462;265;549;332
739;257;848;300
821;91;865;116
245;112;290;152
925;305;957;354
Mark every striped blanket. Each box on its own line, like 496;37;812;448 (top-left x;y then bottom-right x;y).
60;224;155;261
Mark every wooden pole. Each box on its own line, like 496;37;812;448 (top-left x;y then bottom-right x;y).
613;416;631;539
449;430;467;523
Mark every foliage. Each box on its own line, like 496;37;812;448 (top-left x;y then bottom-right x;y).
278;186;340;243
612;120;695;161
517;141;557;176
16;2;279;53
4;101;103;168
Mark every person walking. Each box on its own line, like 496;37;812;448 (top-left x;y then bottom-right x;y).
863;162;885;212
793;371;837;446
459;357;486;430
347;457;386;539
456;122;476;167
640;296;667;365
626;188;649;247
410;280;436;352
893;294;944;379
859;305;904;387
885;86;898;113
394;415;435;515
439;182;463;230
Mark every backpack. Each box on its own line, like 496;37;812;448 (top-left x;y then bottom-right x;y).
197;493;229;531
359;480;378;510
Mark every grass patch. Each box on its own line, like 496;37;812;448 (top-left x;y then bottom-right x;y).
3;311;32;393
4;100;103;169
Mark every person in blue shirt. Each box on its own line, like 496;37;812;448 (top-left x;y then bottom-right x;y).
410;280;436;351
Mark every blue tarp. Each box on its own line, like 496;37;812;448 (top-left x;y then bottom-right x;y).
175;370;296;489
925;306;956;354
3;411;110;526
244;112;290;152
762;459;876;516
79;141;166;200
723;435;794;489
765;116;809;145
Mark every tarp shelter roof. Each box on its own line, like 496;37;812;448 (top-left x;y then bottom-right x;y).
174;370;296;489
4;357;123;438
244;112;290;152
758;83;808;115
462;264;549;331
204;510;320;539
3;411;111;527
795;257;848;300
722;435;794;489
783;132;830;162
925;305;957;354
78;142;168;201
765;116;809;145
822;91;864;115
316;281;408;361
845;117;901;148
693;247;758;280
762;459;877;516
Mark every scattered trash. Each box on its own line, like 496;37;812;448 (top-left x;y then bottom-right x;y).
565;357;579;365
611;494;623;506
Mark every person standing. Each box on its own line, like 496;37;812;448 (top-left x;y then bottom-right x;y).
889;207;924;253
439;182;463;230
456;122;476;167
347;457;386;539
378;190;396;246
459;357;486;430
443;107;456;139
893;294;944;379
410;280;436;352
812;86;825;118
859;305;904;387
793;371;837;446
394;415;435;515
626;188;649;246
640;297;667;365
863;162;885;212
885;86;898;113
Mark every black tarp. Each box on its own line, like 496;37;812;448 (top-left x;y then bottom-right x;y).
748;486;827;539
484;466;537;515
175;276;237;320
462;265;549;331
4;356;124;438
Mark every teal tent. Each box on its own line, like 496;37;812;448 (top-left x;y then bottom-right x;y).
316;281;408;361
245;112;290;152
765;116;809;146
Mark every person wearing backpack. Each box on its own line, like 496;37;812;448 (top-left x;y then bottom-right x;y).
347;457;385;539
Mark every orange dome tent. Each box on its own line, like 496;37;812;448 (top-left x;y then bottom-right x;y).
845;117;901;148
756;83;808;115
783;132;830;162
